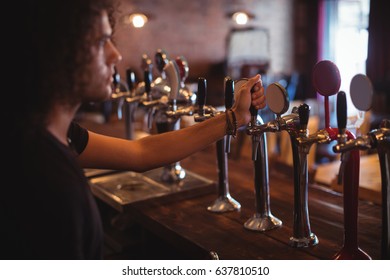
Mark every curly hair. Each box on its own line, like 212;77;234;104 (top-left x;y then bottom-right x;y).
13;0;118;132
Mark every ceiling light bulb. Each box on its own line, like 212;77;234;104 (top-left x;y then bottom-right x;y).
130;13;148;28
233;12;249;25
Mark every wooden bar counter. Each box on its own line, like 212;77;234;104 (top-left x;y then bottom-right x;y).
95;145;382;260
80;118;382;260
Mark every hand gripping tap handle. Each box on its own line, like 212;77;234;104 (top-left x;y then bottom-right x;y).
224;77;234;153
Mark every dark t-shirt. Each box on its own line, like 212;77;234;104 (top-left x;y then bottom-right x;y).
1;122;103;259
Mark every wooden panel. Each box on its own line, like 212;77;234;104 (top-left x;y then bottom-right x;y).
124;144;382;259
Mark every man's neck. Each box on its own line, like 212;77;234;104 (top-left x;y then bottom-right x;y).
46;103;80;146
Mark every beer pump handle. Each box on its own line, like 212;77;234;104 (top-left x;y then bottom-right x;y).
144;69;152;99
225;77;235;153
197;77;207;113
298;103;310;130
126;69;136;93
163;60;180;102
155;49;170;74
337;91;347;132
224;77;234;110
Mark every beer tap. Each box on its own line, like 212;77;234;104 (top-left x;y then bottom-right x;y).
110;67;130;120
248;82;298;136
333;74;387;259
209;77;241;212
246;81;319;242
151;49;170;95
141;68;156;132
122;68;138;139
224;77;234;153
312;61;371;258
155;60;186;183
193;77;240;212
288;103;322;247
244;80;282;231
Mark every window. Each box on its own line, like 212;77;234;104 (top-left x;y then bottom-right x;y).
319;0;370;128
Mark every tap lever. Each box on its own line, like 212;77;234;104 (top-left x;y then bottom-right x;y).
298;103;310;130
175;55;189;85
224;77;234;153
197;77;207;114
155;48;170;75
144;69;152;99
113;66;120;87
194;77;212;122
224;77;234;109
126;68;136;95
337;91;347;133
163;60;180;105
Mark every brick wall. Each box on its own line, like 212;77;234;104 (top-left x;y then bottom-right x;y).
114;0;294;87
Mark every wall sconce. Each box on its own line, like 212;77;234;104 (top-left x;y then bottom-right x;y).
128;13;148;28
228;11;255;26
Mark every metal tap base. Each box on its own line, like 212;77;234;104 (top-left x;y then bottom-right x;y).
160;164;186;184
244;213;282;232
288;233;318;248
333;247;372;260
207;195;241;213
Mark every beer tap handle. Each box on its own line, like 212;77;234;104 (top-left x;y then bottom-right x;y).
175;55;189;85
144;69;152;99
336;91;349;184
298;103;310;131
194;77;208;122
126;68;136;95
155;49;170;76
113;67;120;89
143;69;154;130
225;77;234;109
225;77;234;153
163;60;180;110
141;54;153;72
197;77;207;114
337;91;347;133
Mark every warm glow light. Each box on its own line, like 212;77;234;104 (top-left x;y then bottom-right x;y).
233;12;249;25
129;13;148;28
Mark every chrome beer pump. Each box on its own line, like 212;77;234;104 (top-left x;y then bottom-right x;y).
333;74;388;259
312;61;371;259
154;60;186;183
130;50;196;183
111;67;142;140
194;77;241;212
246;81;319;245
243;81;283;231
